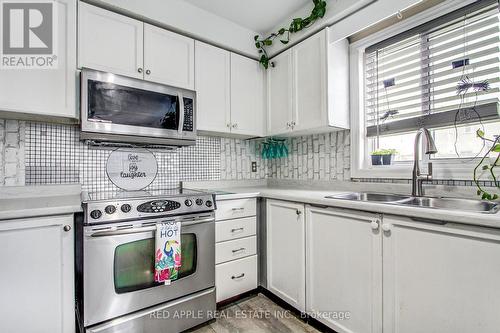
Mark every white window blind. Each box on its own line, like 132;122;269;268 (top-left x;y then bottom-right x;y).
365;0;500;138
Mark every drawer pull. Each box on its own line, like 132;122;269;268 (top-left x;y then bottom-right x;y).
231;227;244;233
232;208;245;211
232;247;246;253
231;273;245;279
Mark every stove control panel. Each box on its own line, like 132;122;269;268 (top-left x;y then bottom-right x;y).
137;200;181;213
83;194;216;224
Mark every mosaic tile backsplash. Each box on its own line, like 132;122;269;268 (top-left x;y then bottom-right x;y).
0;118;496;190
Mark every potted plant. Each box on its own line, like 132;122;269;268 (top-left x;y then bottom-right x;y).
371;149;397;166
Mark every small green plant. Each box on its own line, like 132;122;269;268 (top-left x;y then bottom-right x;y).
474;129;500;201
254;0;327;69
371;149;398;156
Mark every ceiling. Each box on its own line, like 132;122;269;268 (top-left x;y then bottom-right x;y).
184;0;311;33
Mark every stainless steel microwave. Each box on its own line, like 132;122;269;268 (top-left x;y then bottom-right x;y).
80;69;196;146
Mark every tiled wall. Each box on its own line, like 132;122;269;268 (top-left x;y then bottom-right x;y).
0;120;266;190
0;120;25;186
269;131;351;181
0;118;495;190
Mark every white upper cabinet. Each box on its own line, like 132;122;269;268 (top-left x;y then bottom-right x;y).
382;216;500;333
267;28;349;137
292;31;327;132
0;0;77;120
144;24;194;90
195;43;266;138
267;49;293;136
266;199;306;312
78;2;143;79
306;206;382;333
195;41;231;133
230;53;265;137
79;4;194;90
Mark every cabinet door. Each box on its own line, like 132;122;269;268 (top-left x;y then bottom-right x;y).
0;0;76;119
292;30;327;132
0;215;74;333
267;50;293;136
383;216;500;333
230;53;265;137
195;41;231;133
144;24;195;89
266;199;305;311
306;206;382;333
78;2;143;79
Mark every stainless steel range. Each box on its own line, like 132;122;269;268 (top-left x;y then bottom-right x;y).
77;189;216;333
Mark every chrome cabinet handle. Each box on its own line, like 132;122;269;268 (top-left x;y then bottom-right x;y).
146;69;151;75
231;273;245;279
286;122;290;128
226;123;231;128
232;207;244;211
232;248;246;253
382;223;392;232
231;227;244;233
371;221;379;230
232;123;238;129
63;225;71;232
296;209;302;215
137;68;143;73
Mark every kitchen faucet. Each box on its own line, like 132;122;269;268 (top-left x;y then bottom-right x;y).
412;128;438;197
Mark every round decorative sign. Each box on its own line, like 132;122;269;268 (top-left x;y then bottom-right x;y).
106;148;158;191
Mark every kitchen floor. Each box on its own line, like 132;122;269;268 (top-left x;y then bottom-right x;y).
187;293;320;333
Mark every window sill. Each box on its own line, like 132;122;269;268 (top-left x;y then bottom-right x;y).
351;161;491;181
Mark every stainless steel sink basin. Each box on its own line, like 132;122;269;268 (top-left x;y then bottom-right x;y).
325;192;410;203
399;196;500;214
325;192;499;214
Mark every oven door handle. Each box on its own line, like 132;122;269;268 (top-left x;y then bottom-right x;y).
88;217;214;237
177;92;185;135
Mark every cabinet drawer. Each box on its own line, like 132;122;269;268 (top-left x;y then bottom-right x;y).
216;255;258;302
216;236;257;264
216;217;256;242
216;198;256;220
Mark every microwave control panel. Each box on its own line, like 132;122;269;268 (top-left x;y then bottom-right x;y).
182;98;194;132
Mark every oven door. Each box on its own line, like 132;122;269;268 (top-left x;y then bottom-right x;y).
83;213;214;327
80;69;196;143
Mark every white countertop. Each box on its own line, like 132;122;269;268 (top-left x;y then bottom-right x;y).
189;184;500;229
0;184;82;221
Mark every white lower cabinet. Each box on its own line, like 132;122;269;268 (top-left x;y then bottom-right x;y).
0;215;74;333
215;198;258;302
266;199;306;312
382;215;500;333
306;206;382;333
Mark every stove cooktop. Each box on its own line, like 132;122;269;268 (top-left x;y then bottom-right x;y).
81;188;215;225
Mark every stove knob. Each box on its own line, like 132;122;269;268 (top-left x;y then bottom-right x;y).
206;200;213;208
184;199;193;207
105;205;116;214
121;204;132;213
90;210;102;219
195;198;204;206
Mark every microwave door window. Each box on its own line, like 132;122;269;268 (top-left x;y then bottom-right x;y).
87;80;179;130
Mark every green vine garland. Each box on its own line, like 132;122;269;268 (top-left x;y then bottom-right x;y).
474;129;500;201
254;0;327;69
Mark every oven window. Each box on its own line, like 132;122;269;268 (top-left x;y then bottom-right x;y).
113;234;197;294
88;80;179;130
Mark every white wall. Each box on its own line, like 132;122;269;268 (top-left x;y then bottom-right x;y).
83;0;261;58
265;0;424;57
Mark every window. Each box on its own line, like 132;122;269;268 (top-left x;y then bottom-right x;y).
363;0;500;165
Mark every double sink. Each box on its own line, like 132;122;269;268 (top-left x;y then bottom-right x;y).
325;192;499;214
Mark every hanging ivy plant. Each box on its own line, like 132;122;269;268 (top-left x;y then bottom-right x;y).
474;129;500;201
254;0;327;69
